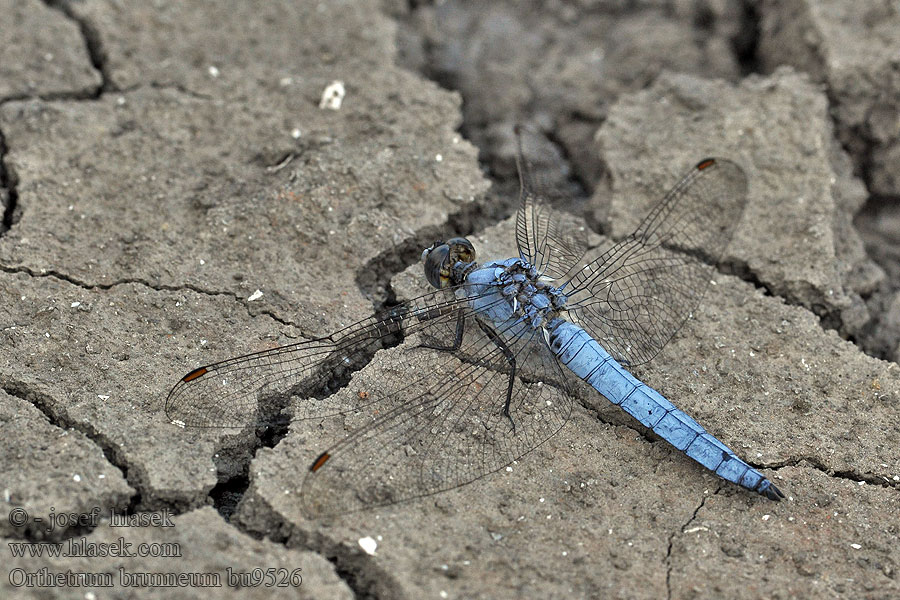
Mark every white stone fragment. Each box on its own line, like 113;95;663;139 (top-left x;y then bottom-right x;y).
320;80;346;110
358;536;377;555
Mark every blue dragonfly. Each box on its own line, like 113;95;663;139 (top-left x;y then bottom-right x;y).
166;130;783;516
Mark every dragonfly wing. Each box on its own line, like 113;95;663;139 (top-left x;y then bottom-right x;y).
299;315;575;517
514;126;588;282
166;287;483;428
564;158;748;366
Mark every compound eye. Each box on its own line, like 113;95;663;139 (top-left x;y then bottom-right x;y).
446;237;476;265
422;242;449;289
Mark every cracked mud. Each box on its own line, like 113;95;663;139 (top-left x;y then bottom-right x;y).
2;1;899;599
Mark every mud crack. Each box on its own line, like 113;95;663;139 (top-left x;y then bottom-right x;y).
43;0;111;96
1;381;140;539
665;489;717;600
0;128;19;236
0;263;302;329
763;455;899;493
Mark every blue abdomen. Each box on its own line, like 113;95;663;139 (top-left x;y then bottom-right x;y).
547;320;781;499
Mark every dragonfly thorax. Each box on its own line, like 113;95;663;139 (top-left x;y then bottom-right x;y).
495;259;567;330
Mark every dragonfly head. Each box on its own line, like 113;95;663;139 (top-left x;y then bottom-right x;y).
422;237;476;289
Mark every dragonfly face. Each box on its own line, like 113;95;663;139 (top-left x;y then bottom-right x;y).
422;237;477;289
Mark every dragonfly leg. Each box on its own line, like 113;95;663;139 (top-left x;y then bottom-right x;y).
417;309;466;352
476;320;517;433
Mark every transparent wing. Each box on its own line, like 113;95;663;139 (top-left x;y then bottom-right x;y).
514;126;588;281
166;287;482;428
563;158;748;366
299;314;574;517
166;285;574;517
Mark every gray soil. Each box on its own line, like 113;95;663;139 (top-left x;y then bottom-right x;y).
1;1;898;599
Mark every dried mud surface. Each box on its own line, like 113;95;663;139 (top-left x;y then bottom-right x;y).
1;1;898;599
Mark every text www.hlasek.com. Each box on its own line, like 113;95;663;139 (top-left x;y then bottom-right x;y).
8;537;181;558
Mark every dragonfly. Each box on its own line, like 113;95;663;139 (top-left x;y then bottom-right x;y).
166;129;784;517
